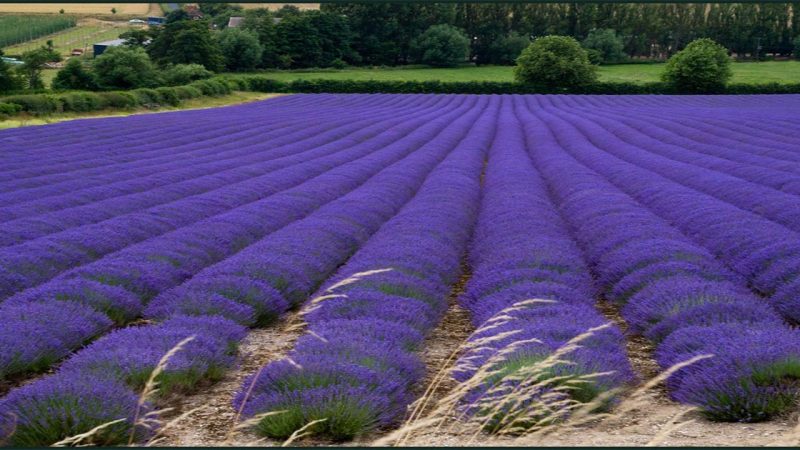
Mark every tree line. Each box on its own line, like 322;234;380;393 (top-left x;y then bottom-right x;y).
223;3;800;68
146;3;800;70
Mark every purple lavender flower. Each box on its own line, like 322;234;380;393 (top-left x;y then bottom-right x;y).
0;373;147;446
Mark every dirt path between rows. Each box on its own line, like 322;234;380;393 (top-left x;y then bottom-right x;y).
159;271;798;447
157;312;304;446
399;299;798;447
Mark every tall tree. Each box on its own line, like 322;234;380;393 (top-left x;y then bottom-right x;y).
147;19;224;71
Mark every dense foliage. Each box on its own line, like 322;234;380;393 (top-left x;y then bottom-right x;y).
582;28;626;64
410;24;471;67
93;47;161;90
19;45;61;90
51;58;97;91
217;28;263;72
514;36;597;89
147;19;225;72
662;38;732;93
322;3;800;64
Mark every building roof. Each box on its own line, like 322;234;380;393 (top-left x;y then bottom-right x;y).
228;16;244;28
94;38;127;47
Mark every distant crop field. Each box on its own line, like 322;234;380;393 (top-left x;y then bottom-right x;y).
0;3;151;15
0;15;77;48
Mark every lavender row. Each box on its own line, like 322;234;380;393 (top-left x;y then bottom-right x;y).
0;95;407;201
541;100;800;324
232;96;496;441
520;97;800;422
0;95;432;237
0;95;480;446
601;107;800;166
585;108;800;189
144;95;481;326
0;95;380;181
0;315;245;446
550;104;800;232
453;99;633;427
0;95;449;299
0;101;301;187
0;95;466;381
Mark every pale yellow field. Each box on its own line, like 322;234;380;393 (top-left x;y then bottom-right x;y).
237;3;319;11
0;3;151;15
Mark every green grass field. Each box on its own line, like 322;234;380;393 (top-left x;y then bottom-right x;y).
239;61;800;85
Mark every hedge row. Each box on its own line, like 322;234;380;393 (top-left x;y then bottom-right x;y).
230;76;800;95
0;78;232;116
3;76;799;118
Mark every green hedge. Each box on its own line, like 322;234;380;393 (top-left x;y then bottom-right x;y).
0;79;233;116
0;102;22;120
230;76;800;95
3;75;799;118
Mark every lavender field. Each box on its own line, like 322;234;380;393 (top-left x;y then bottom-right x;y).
1;94;800;446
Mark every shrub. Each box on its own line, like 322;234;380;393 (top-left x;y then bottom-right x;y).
160;63;213;87
130;88;162;107
58;92;103;112
94;47;162;90
488;33;532;65
97;91;137;109
217;28;263;72
52;58;98;91
514;35;597;89
189;79;231;96
585;48;603;65
173;85;203;100
582;29;626;64
2;94;60;115
0;102;21;120
410;24;471;67
0;374;146;446
662;38;732;93
155;87;180;106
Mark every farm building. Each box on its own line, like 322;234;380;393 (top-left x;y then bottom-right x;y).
227;16;244;28
147;16;166;26
92;38;126;57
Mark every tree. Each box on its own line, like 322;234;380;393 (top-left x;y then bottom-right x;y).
410;24;470;67
0;50;22;93
794;36;800;60
165;9;190;24
217;28;263;71
111;7;117;15
514;35;597;89
488;32;530;65
582;28;626;64
662;38;731;93
52;58;98;91
275;11;358;68
94;46;161;89
241;9;281;68
147;19;224;71
120;29;153;48
20;46;60;90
